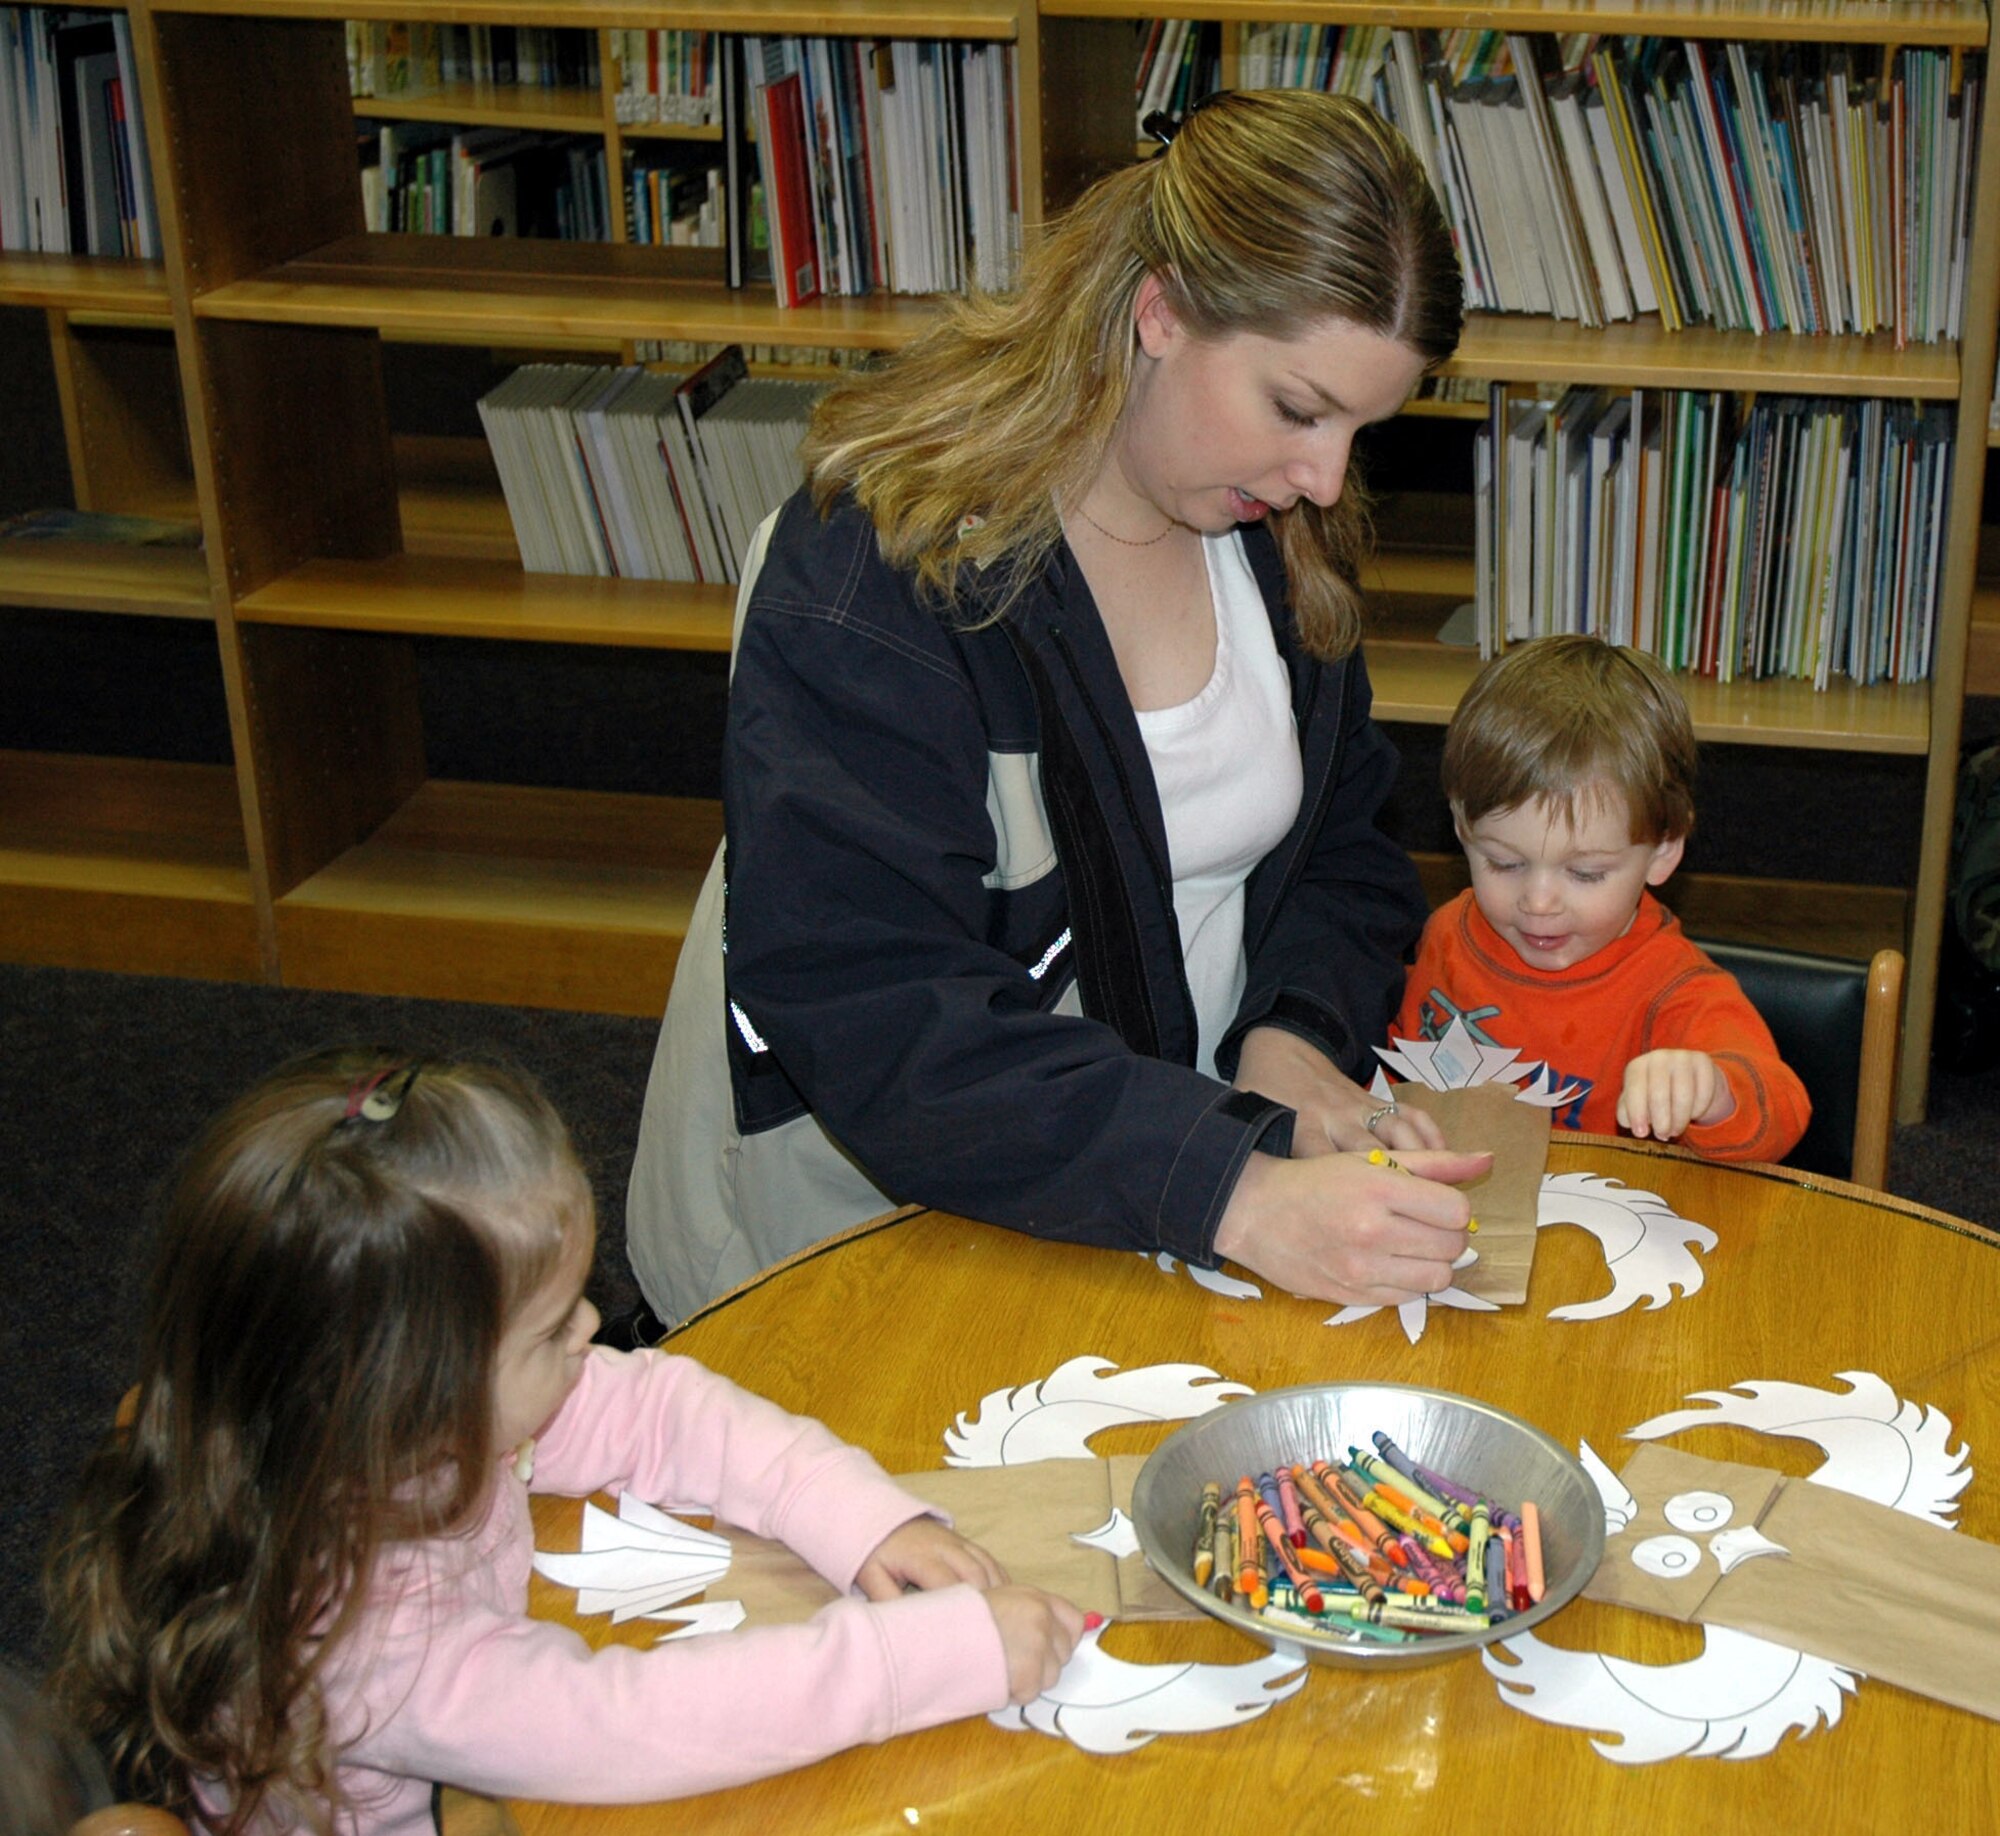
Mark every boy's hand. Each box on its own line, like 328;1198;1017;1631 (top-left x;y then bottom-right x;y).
984;1585;1089;1702
1618;1049;1734;1142
854;1518;1006;1599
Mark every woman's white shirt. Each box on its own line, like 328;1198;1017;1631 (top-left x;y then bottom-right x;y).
1133;530;1303;1077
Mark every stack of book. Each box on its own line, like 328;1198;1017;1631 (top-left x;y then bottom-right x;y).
477;349;828;584
612;30;718;127
742;35;1019;304
0;7;157;256
1244;29;1978;346
1471;385;1952;686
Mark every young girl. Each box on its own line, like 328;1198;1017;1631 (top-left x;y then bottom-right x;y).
45;1050;1082;1834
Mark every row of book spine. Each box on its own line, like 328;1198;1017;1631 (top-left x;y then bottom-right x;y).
357;124;609;241
743;36;1019;304
476;352;827;585
346;23;600;100
1134;21;1220;133
612;30;718;128
0;7;156;257
1235;26;1977;346
1471;385;1952;688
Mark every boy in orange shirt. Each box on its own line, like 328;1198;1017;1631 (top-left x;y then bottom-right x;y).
1391;634;1809;1161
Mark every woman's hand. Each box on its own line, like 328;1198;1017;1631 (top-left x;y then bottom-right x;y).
853;1517;1007;1600
1212;1146;1490;1306
1233;1025;1444;1155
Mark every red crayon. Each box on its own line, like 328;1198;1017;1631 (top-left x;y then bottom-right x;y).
1276;1466;1308;1547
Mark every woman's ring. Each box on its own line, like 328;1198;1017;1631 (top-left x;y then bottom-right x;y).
1363;1102;1400;1137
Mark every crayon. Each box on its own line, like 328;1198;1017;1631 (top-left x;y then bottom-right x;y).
1234;1478;1269;1608
1193;1481;1220;1589
1275;1467;1307;1547
1499;1525;1532;1613
1410;1457;1517;1535
1256;1471;1287;1527
1365;1146;1477;1231
1521;1500;1547;1603
1213;1508;1238;1602
1298;1501;1390;1603
1354;1479;1456;1561
1255;1493;1326;1613
1344;1597;1492;1635
1352;1448;1456;1527
1370;1432;1467;1531
1321;1463;1411;1568
1464;1502;1491;1614
1483;1532;1509;1620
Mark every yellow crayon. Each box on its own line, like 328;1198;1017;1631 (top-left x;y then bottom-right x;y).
1366;1146;1478;1232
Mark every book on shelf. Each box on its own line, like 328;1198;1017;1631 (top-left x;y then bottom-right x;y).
0;8;155;256
0;507;201;545
613;29;718;128
739;33;1018;303
355;122;607;239
1234;26;1978;345
348;22;600;100
1471;382;1950;687
476;351;829;585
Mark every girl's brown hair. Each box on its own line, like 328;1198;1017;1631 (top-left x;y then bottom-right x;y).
44;1050;588;1834
1443;634;1699;841
803;88;1463;659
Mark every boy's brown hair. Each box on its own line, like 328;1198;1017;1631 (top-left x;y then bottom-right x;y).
1442;634;1697;842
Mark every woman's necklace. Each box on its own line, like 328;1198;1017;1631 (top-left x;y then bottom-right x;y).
1074;502;1180;548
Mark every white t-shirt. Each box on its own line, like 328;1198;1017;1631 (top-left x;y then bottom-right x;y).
1134;531;1304;1077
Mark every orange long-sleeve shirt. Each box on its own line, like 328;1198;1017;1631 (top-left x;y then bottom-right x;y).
1390;890;1809;1163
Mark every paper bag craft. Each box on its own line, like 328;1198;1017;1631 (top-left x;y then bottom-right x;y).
1394;1082;1549;1305
1585;1443;2000;1722
723;1458;1201;1628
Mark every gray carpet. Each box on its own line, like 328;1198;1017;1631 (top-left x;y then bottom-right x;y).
3;959;1995;1677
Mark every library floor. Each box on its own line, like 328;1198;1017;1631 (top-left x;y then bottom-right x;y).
3;958;1996;1677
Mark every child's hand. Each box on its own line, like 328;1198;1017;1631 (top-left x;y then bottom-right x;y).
1618;1049;1734;1142
984;1585;1088;1703
854;1517;1006;1600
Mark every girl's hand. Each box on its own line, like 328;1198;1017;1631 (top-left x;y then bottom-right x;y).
854;1517;1006;1599
984;1586;1088;1703
1213;1146;1489;1306
1618;1049;1731;1142
1233;1026;1444;1155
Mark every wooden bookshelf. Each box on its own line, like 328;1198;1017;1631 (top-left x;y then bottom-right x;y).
1;0;1989;1124
192;233;944;347
0;542;209;619
272;780;721;1013
0;254;169;314
237;553;734;648
1042;0;1985;49
353;83;606;134
0;752;258;981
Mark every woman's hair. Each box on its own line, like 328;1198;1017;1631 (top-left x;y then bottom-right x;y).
803;88;1463;658
1443;634;1699;842
44;1050;590;1835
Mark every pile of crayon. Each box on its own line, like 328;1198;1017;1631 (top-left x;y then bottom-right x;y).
1189;1431;1548;1647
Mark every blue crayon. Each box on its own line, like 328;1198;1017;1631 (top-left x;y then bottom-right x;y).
1483;1533;1509;1620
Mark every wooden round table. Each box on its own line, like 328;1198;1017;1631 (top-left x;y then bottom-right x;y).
517;1141;2000;1834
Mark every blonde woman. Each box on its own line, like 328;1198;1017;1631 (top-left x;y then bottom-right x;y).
626;89;1490;1329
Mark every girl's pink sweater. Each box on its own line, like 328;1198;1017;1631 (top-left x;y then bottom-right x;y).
271;1348;1007;1832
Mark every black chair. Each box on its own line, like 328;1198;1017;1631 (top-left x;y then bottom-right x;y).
1692;939;1904;1189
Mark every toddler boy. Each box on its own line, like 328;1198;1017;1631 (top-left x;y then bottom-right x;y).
1392;634;1808;1161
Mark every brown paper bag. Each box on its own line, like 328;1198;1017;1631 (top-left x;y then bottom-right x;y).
1587;1442;2000;1722
1394;1082;1549;1305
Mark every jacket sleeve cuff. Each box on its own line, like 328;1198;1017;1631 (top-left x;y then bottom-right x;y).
1217;990;1361;1083
1162;1088;1294;1269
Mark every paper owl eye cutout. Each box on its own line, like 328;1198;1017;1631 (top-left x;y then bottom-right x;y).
1663;1491;1734;1533
1631;1534;1705;1578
